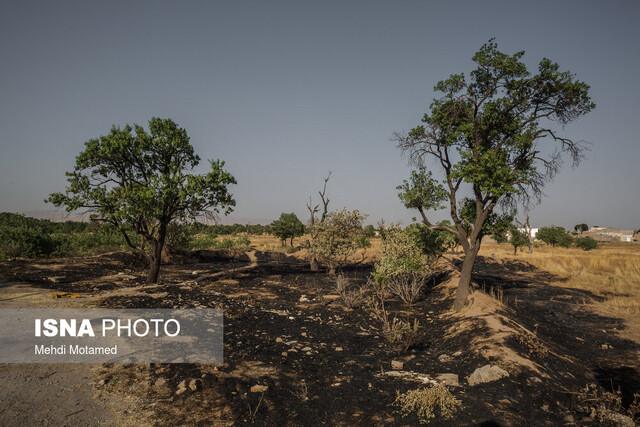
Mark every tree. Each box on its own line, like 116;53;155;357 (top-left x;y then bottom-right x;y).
307;172;332;271
536;226;573;248
308;208;366;274
271;212;305;246
574;223;589;234
48;118;237;284
509;226;530;255
575;236;597;251
514;205;535;253
394;39;594;310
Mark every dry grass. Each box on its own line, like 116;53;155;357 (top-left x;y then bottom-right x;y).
478;241;640;338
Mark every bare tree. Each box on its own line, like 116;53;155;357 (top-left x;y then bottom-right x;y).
307;172;332;271
514;206;534;254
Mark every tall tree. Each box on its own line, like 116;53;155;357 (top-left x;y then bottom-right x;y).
48;118;237;284
395;40;594;310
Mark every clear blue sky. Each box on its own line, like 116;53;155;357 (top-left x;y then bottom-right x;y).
1;1;638;229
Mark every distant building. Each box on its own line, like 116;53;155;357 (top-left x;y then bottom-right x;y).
517;227;538;238
584;227;634;242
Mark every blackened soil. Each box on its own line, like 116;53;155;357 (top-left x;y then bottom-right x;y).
2;252;639;426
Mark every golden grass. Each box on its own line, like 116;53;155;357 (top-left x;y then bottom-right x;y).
478;241;640;323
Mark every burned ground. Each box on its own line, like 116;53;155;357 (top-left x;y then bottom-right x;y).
1;251;638;426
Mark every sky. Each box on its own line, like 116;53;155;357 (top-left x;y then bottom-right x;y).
1;1;638;229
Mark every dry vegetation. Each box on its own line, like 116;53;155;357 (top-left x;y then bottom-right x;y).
478;241;640;338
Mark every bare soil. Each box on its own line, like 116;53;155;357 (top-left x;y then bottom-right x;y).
0;249;638;426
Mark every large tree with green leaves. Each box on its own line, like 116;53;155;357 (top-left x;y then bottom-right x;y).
48;118;237;284
395;40;594;310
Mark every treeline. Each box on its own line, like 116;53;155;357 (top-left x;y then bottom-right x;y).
0;212;272;259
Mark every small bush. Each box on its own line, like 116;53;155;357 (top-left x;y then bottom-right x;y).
575;236;598;251
335;275;366;308
394;383;463;424
515;333;548;359
386;273;428;306
165;223;191;255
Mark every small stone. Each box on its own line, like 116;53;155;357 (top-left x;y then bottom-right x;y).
563;415;574;423
335;347;343;352
301;346;312;352
177;380;186;389
176;386;187;395
453;351;462;357
251;384;268;393
98;379;106;386
154;378;166;387
301;332;307;337
391;360;404;370
299;296;310;302
602;412;634;427
276;338;283;343
436;373;459;386
188;379;198;391
281;352;288;356
541;404;549;412
285;340;298;346
438;354;452;363
467;365;509;386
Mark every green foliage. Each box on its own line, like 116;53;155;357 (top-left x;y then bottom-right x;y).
409;222;452;258
363;224;376;238
270;212;305;246
509;226;530;254
309;208;366;273
0;213;55;258
458;198;514;238
355;234;372;249
397;167;448;212
47;118;236;282
537;226;573;248
575;236;598;251
574;223;589;233
375;225;433;279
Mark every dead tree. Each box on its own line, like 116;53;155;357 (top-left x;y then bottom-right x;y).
307;172;331;271
515;206;534;254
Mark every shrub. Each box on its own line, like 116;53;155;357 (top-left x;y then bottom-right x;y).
393;384;463;423
537;226;573;248
335;275;366;308
165;223;192;255
309;209;367;274
0;224;56;258
575;236;598;251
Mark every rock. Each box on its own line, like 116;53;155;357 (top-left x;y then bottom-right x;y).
541;404;549;412
435;373;459;386
467;365;509;386
301;346;312;352
154;378;166;387
301;332;307;337
335;347;343;352
176;382;187;395
602;412;634;427
177;380;187;389
251;384;268;393
276;337;283;343
98;379;106;386
391;360;404;370
285;340;298;346
438;354;452;363
563;415;574;423
299;296;310;302
281;352;288;356
188;379;198;391
453;351;462;357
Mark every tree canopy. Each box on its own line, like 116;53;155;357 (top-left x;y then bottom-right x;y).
395;39;594;309
48;117;237;283
271;212;305;246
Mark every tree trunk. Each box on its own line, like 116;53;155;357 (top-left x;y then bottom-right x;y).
147;255;161;284
310;257;319;271
528;242;533;254
514;246;517;256
453;244;480;311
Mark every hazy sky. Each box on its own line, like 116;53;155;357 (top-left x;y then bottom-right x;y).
1;1;638;229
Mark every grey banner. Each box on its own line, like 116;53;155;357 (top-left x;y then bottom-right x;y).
0;309;223;363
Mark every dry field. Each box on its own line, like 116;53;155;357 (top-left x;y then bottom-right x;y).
477;241;640;340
